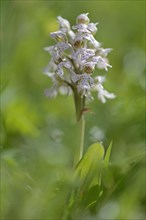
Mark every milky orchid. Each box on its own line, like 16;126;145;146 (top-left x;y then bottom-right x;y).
44;13;115;120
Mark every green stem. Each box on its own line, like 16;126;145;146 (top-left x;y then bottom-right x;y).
73;89;81;122
73;89;86;166
79;115;85;161
62;90;86;219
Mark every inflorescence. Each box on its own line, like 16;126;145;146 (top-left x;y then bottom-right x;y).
44;13;115;103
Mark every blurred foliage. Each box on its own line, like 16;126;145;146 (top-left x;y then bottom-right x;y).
0;1;145;219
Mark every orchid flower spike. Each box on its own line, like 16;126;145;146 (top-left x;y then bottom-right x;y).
44;13;115;104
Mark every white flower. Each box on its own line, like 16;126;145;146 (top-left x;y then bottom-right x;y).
44;86;58;98
50;31;67;42
44;70;72;99
72;22;98;35
72;48;95;67
95;84;116;103
56;42;69;56
93;56;112;71
57;16;71;31
43;60;57;76
56;59;72;77
80;48;95;61
44;45;61;63
57;16;76;40
97;48;113;57
45;84;72;98
82;33;101;48
72;24;91;33
87;22;98;34
92;77;116;103
71;72;94;90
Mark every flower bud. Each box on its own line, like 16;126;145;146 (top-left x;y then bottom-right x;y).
76;13;90;24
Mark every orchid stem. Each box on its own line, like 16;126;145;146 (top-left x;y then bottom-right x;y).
79;115;85;161
73;90;86;167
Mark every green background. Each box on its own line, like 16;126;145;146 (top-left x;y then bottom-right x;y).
1;0;145;219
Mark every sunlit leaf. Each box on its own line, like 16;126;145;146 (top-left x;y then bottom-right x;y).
104;141;113;168
75;142;105;187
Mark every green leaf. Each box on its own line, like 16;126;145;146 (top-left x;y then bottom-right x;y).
104;141;113;168
82;184;103;212
75;142;105;187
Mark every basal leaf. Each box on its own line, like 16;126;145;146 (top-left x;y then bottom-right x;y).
75;142;105;187
104;141;113;168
